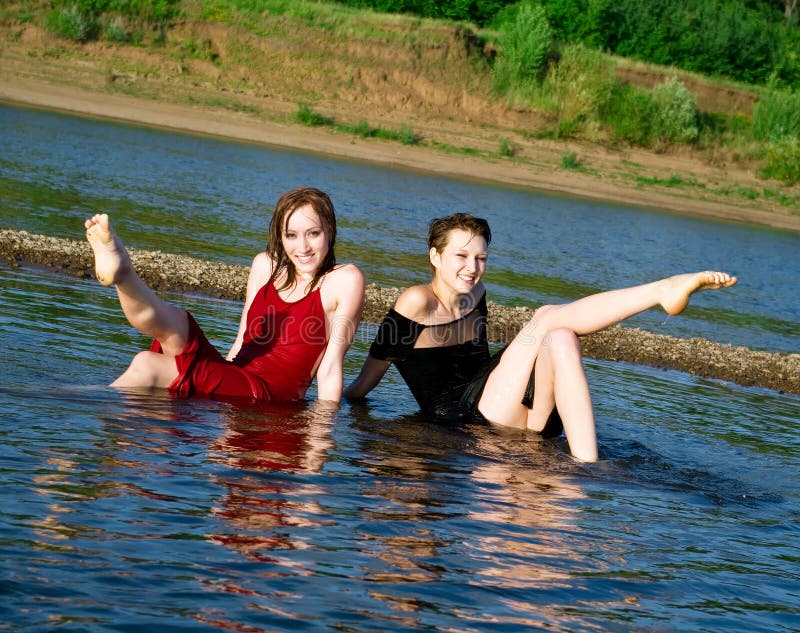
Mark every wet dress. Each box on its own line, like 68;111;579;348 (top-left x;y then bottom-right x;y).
150;280;328;401
368;294;563;437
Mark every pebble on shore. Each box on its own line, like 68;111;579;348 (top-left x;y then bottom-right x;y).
2;228;798;395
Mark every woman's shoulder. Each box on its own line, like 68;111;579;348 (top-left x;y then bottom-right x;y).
320;263;365;310
326;262;365;287
394;284;436;321
250;251;276;272
247;252;275;286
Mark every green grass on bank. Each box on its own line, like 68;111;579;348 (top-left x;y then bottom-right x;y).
289;103;798;208
292;103;541;162
293;104;422;145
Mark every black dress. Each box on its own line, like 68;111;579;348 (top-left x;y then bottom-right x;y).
368;294;563;438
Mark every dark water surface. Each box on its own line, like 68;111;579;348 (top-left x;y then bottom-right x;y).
1;103;799;631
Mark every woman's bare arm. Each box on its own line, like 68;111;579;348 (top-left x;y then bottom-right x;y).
315;264;366;403
226;252;272;361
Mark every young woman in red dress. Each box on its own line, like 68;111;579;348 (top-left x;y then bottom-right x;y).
85;187;365;404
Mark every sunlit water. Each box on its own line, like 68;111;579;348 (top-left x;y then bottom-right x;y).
1;103;799;631
2;103;798;352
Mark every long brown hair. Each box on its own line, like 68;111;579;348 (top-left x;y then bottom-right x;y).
266;187;337;293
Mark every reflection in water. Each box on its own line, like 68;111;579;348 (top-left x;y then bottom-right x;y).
347;411;469;622
465;432;595;626
3;270;797;632
468;462;586;585
24;388;175;551
208;400;336;562
30;454;83;547
4;374;797;630
346;407;638;628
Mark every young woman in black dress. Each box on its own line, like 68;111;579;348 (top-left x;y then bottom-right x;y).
344;213;736;462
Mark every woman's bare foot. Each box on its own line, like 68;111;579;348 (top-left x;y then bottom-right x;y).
660;271;737;316
84;213;132;286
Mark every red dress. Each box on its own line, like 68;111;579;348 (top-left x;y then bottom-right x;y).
150;281;328;401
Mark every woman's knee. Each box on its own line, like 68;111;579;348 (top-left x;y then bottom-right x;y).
125;351;173;387
532;304;556;322
543;328;582;363
517;304;556;343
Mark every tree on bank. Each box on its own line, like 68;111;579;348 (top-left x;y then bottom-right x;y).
775;0;798;21
333;0;799;90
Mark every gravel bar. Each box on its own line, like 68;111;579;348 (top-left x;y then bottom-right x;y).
2;228;798;395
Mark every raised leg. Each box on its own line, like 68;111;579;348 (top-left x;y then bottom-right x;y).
85;214;189;387
478;271;736;461
540;271;736;337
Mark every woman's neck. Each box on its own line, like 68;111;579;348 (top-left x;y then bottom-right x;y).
274;266;317;300
429;278;482;320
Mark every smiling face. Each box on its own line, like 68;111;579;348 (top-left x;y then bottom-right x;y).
430;228;488;294
266;187;337;292
282;204;329;278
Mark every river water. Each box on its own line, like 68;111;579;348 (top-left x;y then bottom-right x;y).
1;103;798;631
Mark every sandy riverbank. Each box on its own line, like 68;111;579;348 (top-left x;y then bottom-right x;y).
3;75;800;233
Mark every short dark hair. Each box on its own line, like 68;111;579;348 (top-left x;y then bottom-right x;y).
428;213;492;254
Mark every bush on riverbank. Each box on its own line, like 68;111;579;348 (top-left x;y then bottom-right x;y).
490;16;702;149
751;81;800;183
484;1;798;182
533;0;800;90
490;1;552;93
753;81;800;142
322;0;800;183
760;138;800;183
45;0;179;42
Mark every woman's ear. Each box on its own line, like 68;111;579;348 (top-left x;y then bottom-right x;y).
429;247;441;270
